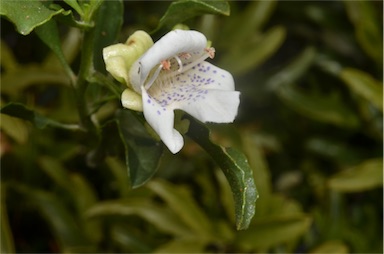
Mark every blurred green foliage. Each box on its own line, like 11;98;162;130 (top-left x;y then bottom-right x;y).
1;0;383;253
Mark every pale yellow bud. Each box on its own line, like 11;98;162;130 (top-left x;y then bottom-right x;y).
121;88;143;112
103;30;154;87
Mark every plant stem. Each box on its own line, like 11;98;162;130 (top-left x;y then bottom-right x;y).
75;27;99;144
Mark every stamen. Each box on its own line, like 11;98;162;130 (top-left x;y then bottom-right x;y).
145;64;163;90
163;48;215;79
205;47;215;59
145;47;217;90
179;52;191;59
174;55;183;73
161;60;171;70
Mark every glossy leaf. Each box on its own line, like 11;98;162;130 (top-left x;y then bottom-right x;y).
344;1;383;64
241;132;273;217
220;26;286;75
92;0;123;72
0;114;29;144
35;19;75;82
105;157;131;198
116;110;163;188
12;185;93;252
215;169;235;224
1;187;15;254
0;0;70;35
0;39;18;72
328;158;383;192
340;68;383;111
0;103;80;130
147;179;213;238
266;47;316;89
236;215;312;251
186;118;258;230
63;0;84;16
87;199;193;237
154;0;230;32
305;137;370;165
38;156;73;190
1;67;70;97
310;241;349;254
277;84;360;128
220;0;277;48
154;237;206;253
110;225;152;253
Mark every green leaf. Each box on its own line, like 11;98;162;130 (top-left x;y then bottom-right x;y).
220;0;277;48
87;198;193;237
310;241;349;254
1;67;70;96
344;1;383;64
154;237;207;253
110;225;152;253
266;47;316;89
38;156;101;242
154;0;230;32
0;39;19;72
12;184;93;252
277;84;360;128
0;0;70;35
241;133;273;217
92;0;123;72
38;156;98;212
38;156;74;191
236;214;312;251
340;68;383;111
0;103;81;130
63;0;84;16
220;26;286;75
328;158;383;192
116;110;164;188
105;157;131;198
147;179;213;238
0;114;29;144
186;118;258;230
1;187;15;254
35;19;75;82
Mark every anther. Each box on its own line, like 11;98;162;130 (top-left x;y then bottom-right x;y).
179;52;191;59
205;47;215;59
161;60;171;70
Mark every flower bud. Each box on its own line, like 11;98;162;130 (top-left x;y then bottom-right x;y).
103;30;153;87
121;88;143;112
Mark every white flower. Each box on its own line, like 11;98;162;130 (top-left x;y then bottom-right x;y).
107;29;240;154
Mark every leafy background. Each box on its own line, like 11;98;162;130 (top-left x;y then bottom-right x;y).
1;0;383;253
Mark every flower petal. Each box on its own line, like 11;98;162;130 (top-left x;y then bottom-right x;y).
147;61;239;123
181;61;235;91
141;87;184;154
176;89;240;123
130;30;207;93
